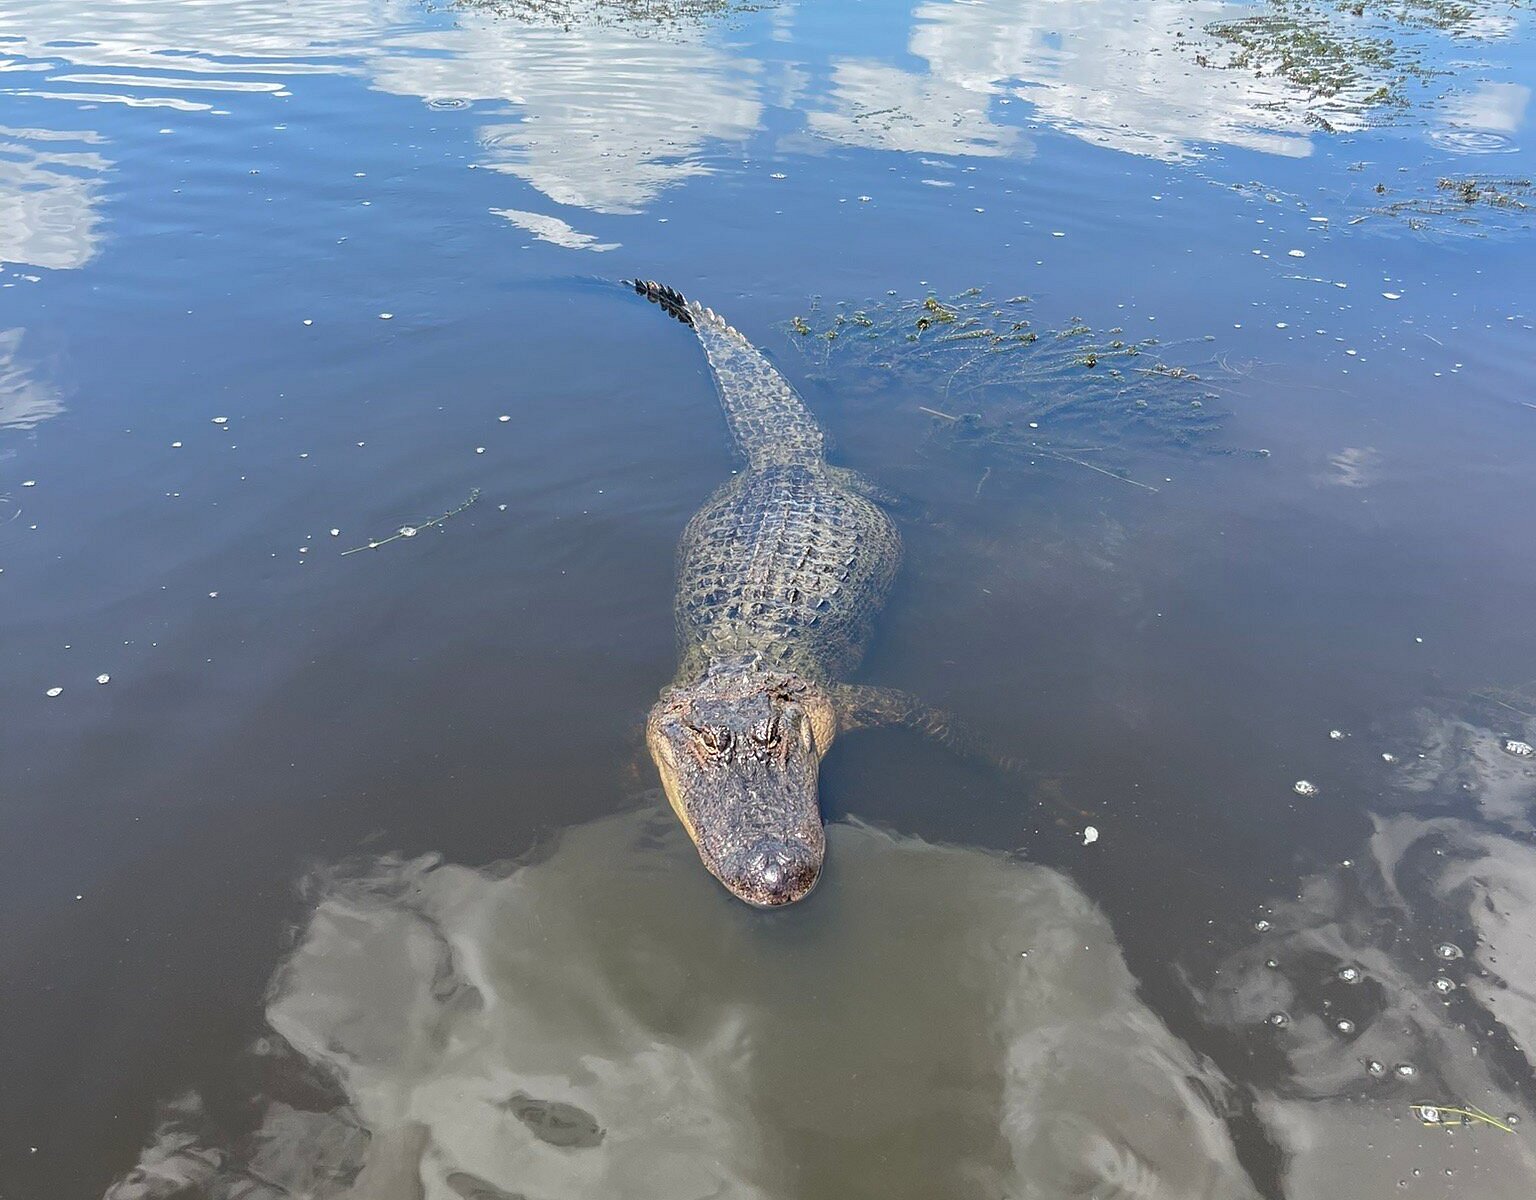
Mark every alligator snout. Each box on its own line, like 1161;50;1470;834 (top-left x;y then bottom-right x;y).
736;837;820;907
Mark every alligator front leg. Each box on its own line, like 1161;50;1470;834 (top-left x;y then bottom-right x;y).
830;684;1025;774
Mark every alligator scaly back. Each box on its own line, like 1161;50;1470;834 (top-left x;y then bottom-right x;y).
629;279;825;469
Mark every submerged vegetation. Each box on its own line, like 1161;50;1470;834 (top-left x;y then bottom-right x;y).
1373;174;1534;230
1202;0;1532;129
1204;4;1416;123
783;289;1253;492
1349;0;1533;33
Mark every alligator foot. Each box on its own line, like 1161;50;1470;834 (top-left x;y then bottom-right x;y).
831;684;1027;775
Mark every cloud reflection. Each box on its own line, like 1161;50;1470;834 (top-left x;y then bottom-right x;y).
0;328;64;430
106;810;1256;1199
1186;708;1536;1199
811;0;1319;162
491;207;621;250
0;126;109;272
2;0;761;220
371;11;762;215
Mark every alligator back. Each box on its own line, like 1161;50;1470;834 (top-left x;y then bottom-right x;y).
628;280;901;683
676;463;900;681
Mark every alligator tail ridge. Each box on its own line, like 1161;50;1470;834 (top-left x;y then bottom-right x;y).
625;278;695;327
623;278;825;470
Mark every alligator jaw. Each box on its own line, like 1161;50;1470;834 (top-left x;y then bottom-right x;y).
647;664;836;907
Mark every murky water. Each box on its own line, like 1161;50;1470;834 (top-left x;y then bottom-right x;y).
3;1;1536;1196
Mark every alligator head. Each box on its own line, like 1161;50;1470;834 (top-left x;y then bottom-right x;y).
647;663;838;907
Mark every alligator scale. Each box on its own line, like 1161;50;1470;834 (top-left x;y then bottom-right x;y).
631;280;963;908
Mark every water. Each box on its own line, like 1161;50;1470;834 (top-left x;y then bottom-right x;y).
2;0;1535;1195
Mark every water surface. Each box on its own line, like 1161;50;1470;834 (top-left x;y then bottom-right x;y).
3;0;1536;1196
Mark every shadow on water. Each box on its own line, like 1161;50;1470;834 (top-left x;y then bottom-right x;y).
105;809;1262;1200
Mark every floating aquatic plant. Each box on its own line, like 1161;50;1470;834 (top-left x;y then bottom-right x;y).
1201;0;1533;135
1205;3;1420;115
449;0;753;28
783;288;1249;492
341;489;481;557
1366;174;1535;233
1411;1102;1515;1132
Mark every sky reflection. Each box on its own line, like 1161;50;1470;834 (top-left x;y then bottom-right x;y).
107;811;1259;1199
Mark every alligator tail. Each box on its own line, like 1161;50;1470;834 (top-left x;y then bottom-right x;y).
622;277;825;470
626;278;694;327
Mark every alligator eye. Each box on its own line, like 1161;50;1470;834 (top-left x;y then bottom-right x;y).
696;724;733;753
751;712;780;746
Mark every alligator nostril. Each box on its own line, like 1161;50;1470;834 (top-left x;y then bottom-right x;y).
740;839;817;905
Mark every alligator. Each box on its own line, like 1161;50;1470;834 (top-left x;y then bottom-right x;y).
629;279;972;908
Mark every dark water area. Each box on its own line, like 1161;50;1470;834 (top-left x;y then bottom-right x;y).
3;1;1536;1196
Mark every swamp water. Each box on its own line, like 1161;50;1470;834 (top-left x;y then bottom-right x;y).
2;0;1536;1196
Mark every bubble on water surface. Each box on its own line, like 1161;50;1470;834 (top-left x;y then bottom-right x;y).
1293;780;1319;796
46;687;62;697
1503;738;1533;757
1335;1019;1356;1035
1365;1059;1387;1077
1432;976;1455;994
96;674;110;685
1394;1063;1417;1079
426;96;469;110
1329;729;1345;739
1267;1011;1290;1027
1436;942;1462;960
1338;965;1361;983
1254;919;1272;931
